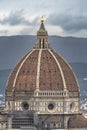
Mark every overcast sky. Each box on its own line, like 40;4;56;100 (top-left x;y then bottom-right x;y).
0;0;87;37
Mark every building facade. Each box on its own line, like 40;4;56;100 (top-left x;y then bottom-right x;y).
0;17;87;130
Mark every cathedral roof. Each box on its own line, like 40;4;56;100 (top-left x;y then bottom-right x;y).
68;114;87;128
6;18;79;96
44;115;61;123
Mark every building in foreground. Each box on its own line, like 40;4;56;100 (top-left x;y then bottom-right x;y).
0;17;87;130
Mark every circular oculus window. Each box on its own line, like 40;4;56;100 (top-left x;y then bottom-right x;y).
22;102;29;110
48;103;54;110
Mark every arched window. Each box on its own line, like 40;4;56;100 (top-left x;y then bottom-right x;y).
39;39;41;48
43;39;44;47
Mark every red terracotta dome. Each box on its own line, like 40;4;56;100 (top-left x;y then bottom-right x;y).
6;20;79;99
6;49;79;92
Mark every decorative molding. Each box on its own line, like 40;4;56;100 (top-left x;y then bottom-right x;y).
12;50;34;91
36;49;42;91
48;50;67;90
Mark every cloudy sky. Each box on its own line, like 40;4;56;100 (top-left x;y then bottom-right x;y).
0;0;87;37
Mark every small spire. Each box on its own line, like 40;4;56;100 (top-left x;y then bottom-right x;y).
41;16;44;23
40;16;45;30
34;16;50;49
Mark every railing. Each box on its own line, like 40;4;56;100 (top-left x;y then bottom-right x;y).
34;90;68;97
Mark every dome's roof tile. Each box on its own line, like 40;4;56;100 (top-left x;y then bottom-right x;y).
68;114;87;128
6;49;79;93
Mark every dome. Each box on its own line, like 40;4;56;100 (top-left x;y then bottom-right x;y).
6;49;79;93
6;19;79;102
4;17;81;129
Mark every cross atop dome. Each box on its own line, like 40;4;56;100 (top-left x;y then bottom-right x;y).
40;16;44;23
39;16;45;30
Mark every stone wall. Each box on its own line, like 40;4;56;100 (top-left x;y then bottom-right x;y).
68;128;87;130
1;128;87;130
